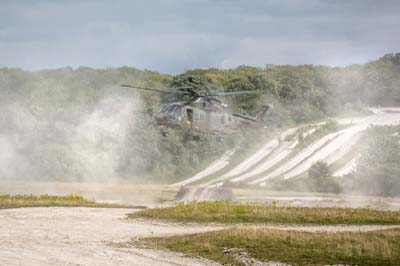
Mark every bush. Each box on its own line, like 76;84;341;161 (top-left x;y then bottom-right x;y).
309;161;330;180
352;132;400;196
308;161;340;193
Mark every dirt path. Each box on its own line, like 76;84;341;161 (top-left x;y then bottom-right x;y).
1;207;399;265
0;207;222;266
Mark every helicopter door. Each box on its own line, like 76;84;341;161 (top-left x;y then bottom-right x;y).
187;109;193;126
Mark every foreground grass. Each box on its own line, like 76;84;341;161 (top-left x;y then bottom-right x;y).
129;201;400;225
0;194;142;209
139;228;400;266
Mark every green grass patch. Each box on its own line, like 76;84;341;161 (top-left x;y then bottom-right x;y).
128;201;400;225
0;194;144;209
138;227;400;266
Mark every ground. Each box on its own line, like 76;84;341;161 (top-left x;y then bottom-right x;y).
1;206;399;266
2;108;400;265
0;207;221;266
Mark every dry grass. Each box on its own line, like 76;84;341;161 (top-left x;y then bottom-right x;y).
139;227;400;266
129;201;400;225
0;194;144;209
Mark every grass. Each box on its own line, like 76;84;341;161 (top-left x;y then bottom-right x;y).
129;201;400;225
138;227;400;266
0;194;144;209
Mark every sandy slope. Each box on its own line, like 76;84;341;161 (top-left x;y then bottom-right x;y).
201;128;299;187
0;207;221;266
178;108;400;187
231;139;296;183
333;154;360;177
173;149;236;186
251;131;339;185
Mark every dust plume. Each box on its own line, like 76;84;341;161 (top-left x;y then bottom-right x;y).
0;87;143;182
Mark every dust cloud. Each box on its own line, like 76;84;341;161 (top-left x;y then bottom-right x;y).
0;89;143;182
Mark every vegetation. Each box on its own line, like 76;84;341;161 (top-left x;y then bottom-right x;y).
309;161;329;178
128;201;400;225
1;53;400;182
271;123;400;196
138;227;400;266
307;160;341;192
0;194;141;209
347;125;400;196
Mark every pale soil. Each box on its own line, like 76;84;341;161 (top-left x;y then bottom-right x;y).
0;181;180;207
173;149;236;186
178;108;400;188
1;207;398;266
233;189;400;210
210;127;297;185
0;207;222;266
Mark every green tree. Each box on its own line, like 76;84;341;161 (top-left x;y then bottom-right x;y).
353;134;400;196
309;161;330;180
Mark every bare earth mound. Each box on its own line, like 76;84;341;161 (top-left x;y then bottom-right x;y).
175;185;235;202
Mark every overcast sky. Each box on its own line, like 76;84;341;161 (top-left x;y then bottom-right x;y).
0;0;399;73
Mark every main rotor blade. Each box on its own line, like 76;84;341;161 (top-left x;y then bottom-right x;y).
121;84;190;94
232;113;257;122
210;90;259;96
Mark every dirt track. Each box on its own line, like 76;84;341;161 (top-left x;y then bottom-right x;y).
1;207;399;266
0;207;221;266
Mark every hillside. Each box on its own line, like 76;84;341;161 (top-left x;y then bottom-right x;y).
0;54;399;186
176;108;400;197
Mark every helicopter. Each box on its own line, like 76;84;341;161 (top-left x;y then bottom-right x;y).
121;84;272;137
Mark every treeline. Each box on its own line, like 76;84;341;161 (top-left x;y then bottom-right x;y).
0;54;399;182
182;53;400;123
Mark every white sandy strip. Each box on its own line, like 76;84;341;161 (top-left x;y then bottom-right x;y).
259;111;400;184
231;141;297;183
370;111;400;126
333;154;360;177
212;128;297;182
369;107;400;114
331;111;400;178
250;132;339;185
173;149;236;186
324;133;360;165
181;109;400;188
302;127;318;138
204;128;298;187
280;126;364;180
232;127;317;183
217;139;279;180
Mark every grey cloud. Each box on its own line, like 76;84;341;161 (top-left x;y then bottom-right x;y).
0;0;399;73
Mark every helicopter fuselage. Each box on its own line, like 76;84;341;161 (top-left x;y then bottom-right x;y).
155;97;240;135
120;84;268;136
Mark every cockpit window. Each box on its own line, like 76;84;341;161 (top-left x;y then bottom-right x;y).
160;105;170;113
160;105;173;114
167;106;177;116
160;105;181;120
